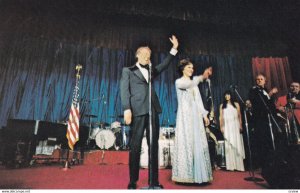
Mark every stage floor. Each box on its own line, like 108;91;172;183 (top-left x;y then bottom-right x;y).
0;150;269;189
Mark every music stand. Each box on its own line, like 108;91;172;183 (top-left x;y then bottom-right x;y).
231;86;264;182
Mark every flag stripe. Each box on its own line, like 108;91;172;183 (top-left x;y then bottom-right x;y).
66;103;80;150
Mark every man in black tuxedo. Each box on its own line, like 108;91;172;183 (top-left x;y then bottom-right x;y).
247;74;279;169
120;35;178;189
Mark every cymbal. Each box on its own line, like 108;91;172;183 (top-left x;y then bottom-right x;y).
94;122;109;126
109;115;124;118
84;114;97;118
57;121;67;125
160;125;175;128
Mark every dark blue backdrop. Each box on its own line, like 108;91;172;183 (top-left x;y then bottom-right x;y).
0;38;253;129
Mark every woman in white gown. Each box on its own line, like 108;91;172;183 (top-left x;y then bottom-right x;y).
172;59;213;183
219;90;245;171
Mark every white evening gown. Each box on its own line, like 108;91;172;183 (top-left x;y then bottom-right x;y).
223;104;245;171
172;76;213;183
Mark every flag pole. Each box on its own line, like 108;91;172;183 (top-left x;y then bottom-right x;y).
62;149;70;171
64;64;82;170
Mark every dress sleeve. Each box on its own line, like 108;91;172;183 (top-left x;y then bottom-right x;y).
175;76;204;90
198;95;209;118
195;87;208;117
192;75;205;85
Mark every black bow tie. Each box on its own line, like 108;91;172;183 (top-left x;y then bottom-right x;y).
140;64;150;70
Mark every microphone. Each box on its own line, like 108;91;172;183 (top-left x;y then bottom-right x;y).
229;85;238;89
80;98;90;103
287;92;293;100
148;62;152;72
286;92;295;109
206;78;211;85
102;94;107;104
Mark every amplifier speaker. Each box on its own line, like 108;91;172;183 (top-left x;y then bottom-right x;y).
2;120;37;167
262;144;300;189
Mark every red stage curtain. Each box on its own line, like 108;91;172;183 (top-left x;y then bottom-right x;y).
251;57;292;96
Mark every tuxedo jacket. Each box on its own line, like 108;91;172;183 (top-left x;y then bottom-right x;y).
120;54;175;116
248;85;277;121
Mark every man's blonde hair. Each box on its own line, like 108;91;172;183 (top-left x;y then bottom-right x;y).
135;46;151;58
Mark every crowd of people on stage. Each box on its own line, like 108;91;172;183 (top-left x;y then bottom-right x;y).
119;35;300;189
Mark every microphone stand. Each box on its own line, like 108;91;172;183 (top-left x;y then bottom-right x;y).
142;64;162;189
256;90;282;151
82;96;105;149
232;87;264;182
286;102;300;143
81;99;92;147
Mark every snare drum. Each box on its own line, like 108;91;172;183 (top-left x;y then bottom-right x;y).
95;130;116;149
111;121;122;133
112;125;131;150
90;127;101;139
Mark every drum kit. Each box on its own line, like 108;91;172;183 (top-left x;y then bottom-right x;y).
140;127;175;169
85;113;177;167
87;118;130;150
160;127;175;139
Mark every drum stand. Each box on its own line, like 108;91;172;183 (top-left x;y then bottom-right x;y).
122;127;128;150
232;87;264;182
100;149;106;165
100;135;107;165
87;115;92;147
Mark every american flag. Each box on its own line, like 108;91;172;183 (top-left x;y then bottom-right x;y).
66;65;81;150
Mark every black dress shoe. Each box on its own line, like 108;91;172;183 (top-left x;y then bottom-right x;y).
127;182;137;189
151;183;164;189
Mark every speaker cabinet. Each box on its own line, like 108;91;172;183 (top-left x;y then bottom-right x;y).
262;145;300;189
2;119;37;167
3;119;69;168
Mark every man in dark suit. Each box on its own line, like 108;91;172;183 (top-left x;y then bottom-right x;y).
120;35;178;189
247;74;279;169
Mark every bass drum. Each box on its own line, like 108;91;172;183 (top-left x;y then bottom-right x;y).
160;127;175;139
95;130;116;149
140;137;174;169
